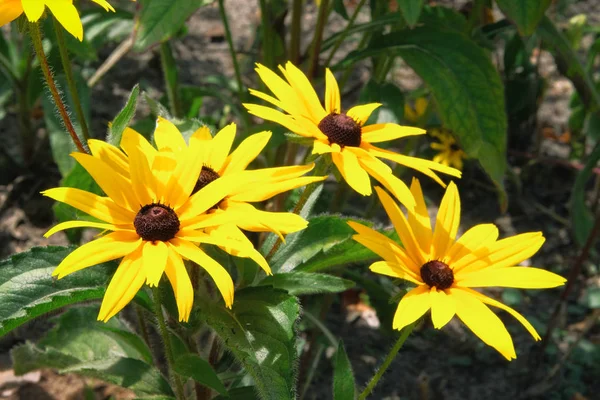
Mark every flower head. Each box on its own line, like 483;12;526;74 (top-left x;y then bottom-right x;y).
430;128;467;171
349;179;566;360
244;62;461;210
0;0;115;41
43;126;267;322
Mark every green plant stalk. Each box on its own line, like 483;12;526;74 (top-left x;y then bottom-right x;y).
324;0;367;67
338;31;370;90
52;18;90;141
28;22;87;154
218;0;244;98
357;322;416;400
258;0;275;70
289;0;303;64
159;41;182;118
134;304;152;356
152;287;186;400
307;0;330;79
0;52;18;84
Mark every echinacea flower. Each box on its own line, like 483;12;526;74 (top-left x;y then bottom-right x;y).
430;128;467;171
349;179;566;360
0;0;114;41
43;127;269;323
244;62;461;209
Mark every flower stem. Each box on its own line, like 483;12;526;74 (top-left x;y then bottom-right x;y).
159;41;182;118
152;287;186;400
28;22;87;154
324;0;367;68
357;322;416;400
289;0;303;64
53;18;91;141
218;0;243;97
258;0;275;70
307;0;330;80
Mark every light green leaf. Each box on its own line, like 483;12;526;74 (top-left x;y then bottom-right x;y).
341;26;507;191
0;246;114;337
108;84;139;145
397;0;424;27
571;142;600;247
258;272;354;295
173;354;227;395
496;0;552;36
333;342;355;400
200;287;299;400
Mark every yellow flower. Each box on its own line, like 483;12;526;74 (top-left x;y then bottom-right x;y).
430;128;467;171
244;62;461;210
349;179;566;360
0;0;115;41
403;97;428;125
43;126;268;323
149;118;326;239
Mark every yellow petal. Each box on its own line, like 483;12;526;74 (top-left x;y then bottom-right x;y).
207;224;271;275
254;63;305;117
332;150;372;196
177;174;238;221
206;123;236;172
45;0;82;40
222;131;271;175
407;178;432;255
447;224;499;272
374;187;425;266
90;0;115;12
229;176;325;203
191;125;212;141
97;247;145;322
164;248;194;322
282;61;327;123
369;261;422;286
324;68;341;114
361;124;425;143
392;285;430;331
71;152;138;212
169;239;234;308
88;139;130;179
21;0;44;22
154;117;187;154
431;181;460;259
152;151;178;201
456;266;566;289
127;138;158;205
44;220;127;238
312;140;333;155
182;208;251;230
430;288;455;329
164;143;205;208
143;240;169;287
450;287;516;360
121;127;157;164
0;0;23;26
52;231;142;279
248;88;286;111
42;187;135;225
415;98;428;116
346;103;381;126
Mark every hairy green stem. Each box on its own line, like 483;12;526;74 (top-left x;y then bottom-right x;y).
290;0;303;64
28;22;87;154
307;0;330;79
152;287;186;400
358;322;416;400
324;0;367;67
159;41;182;118
53;18;90;141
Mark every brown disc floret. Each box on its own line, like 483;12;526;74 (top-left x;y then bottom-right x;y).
134;203;180;242
318;113;362;147
420;260;454;290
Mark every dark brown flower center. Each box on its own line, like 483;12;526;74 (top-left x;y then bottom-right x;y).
420;260;454;290
134;203;180;242
318;113;362;147
450;143;460;152
193;166;221;193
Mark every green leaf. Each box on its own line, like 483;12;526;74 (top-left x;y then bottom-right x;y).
333;342;355;400
341;26;507;190
571;142;600;247
359;79;404;124
200;287;299;400
585;288;600;309
173;354;227;395
135;0;213;50
332;0;349;20
496;0;552;36
213;387;260;400
0;246;114;337
258;272;354;295
419;5;468;33
397;0;424;27
108;84;139;146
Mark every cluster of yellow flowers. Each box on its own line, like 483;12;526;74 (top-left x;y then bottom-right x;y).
3;0;566;361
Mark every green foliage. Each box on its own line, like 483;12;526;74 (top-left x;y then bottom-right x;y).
396;0;424;27
0;246;114;337
496;0;552;36
108;84;140;145
333;342;355;400
173;354;227;395
359;79;404;124
570;143;600;247
258;272;354;295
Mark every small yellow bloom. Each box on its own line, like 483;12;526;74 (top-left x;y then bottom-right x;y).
430;128;467;171
349;179;566;360
0;0;115;41
403;97;428;125
244;62;461;210
43;126;267;322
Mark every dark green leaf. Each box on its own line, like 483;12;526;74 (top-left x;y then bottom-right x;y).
496;0;552;36
213;387;260;400
258;272;354;295
396;0;424;27
341;26;507;190
571;142;600;246
0;246;114;337
359;79;404;124
108;84;139;145
419;5;468;33
332;0;349;20
200;287;299;400
173;354;227;395
333;342;355;400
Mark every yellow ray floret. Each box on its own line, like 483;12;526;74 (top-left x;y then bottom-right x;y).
349;178;566;360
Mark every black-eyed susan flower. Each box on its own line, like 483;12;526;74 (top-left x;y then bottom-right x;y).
244;62;461;209
349;179;566;360
0;0;114;41
43;127;268;323
430;128;468;171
